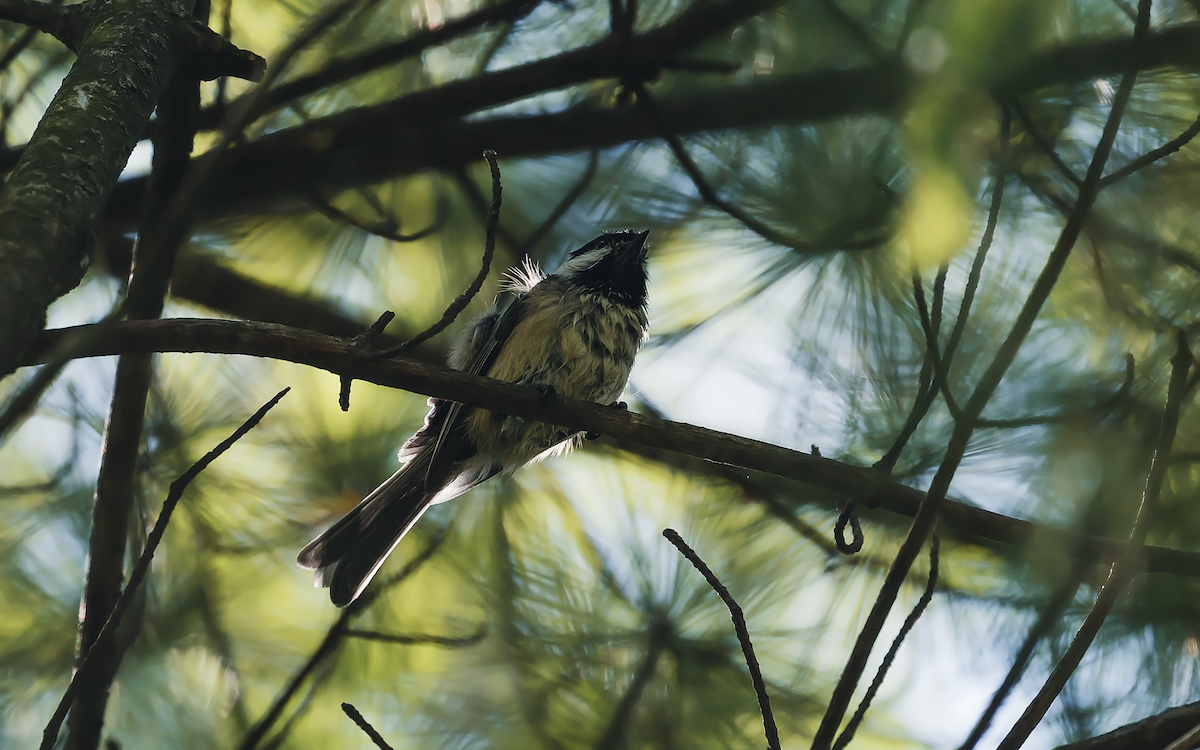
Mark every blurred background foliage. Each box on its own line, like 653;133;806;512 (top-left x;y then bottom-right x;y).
5;0;1200;747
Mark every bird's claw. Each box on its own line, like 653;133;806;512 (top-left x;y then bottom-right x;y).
532;383;557;401
585;401;629;440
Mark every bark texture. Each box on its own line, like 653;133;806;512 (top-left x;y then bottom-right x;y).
0;0;189;377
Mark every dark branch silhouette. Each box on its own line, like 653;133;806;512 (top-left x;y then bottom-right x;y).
40;388;289;750
663;529;780;750
26;316;1200;580
238;533;447;750
996;327;1191;750
341;703;395;750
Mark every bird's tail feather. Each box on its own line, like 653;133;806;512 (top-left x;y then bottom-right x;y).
297;455;435;607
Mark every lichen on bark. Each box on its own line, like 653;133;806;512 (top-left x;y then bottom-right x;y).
0;0;191;377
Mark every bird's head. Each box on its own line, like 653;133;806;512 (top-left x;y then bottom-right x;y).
555;230;650;308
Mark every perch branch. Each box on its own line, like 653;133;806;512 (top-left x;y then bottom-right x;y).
26;317;1200;581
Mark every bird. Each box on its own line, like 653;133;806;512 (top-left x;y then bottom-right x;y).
298;229;651;606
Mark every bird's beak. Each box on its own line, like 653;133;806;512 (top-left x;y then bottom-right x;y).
629;230;650;260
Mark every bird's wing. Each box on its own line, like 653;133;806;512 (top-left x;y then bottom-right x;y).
296;296;537;606
421;293;532;485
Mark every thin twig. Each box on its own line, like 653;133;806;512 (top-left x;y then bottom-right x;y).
634;82;887;254
913;267;966;420
370;150;501;359
40;389;289;750
1099;111;1200;187
343;626;487;647
834;499;864;554
339;310;395;411
237;532;446;750
832;532;939;750
310;192;447;243
971;354;1134;429
878;102;1008;468
663;528;780;750
1010;97;1083;187
341;703;395;750
958;568;1086;750
996;328;1191;750
517;149;599;255
812;3;1150;741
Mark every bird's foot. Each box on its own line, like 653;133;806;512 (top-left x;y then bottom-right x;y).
585;401;629;440
531;383;557;401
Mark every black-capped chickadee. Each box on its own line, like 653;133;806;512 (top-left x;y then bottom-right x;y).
298;230;651;605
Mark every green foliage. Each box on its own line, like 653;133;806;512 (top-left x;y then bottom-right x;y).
6;0;1200;748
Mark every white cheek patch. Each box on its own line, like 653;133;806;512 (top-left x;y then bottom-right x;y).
557;247;607;276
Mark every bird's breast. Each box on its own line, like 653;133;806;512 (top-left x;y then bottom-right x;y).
468;286;647;460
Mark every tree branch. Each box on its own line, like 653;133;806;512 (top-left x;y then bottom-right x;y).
26;316;1200;580
1052;701;1200;750
0;0;202;377
76;20;1200;232
663;529;779;750
40;388;289;750
67;35;211;745
0;0;71;46
812;3;1152;741
341;703;394;750
199;0;542;129
996;329;1191;750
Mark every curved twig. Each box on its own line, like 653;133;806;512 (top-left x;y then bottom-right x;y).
310;191;449;243
40;389;290;750
342;703;394;750
833;531;940;750
1100;111;1200;187
834;499;864;554
369;150;502;359
663;529;780;750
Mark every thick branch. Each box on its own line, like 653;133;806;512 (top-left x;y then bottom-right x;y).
0;0;71;45
0;0;201;376
96;21;1200;232
1053;701;1200;750
201;0;542;127
67;32;209;748
27;318;1200;580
